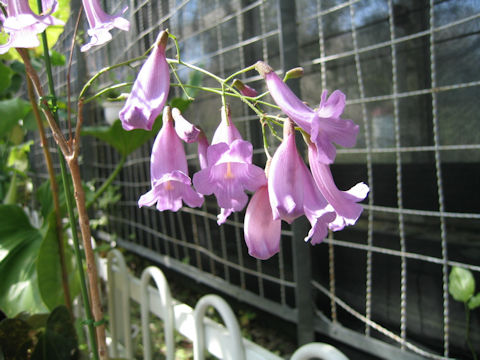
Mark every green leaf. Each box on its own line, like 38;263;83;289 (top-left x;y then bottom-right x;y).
82;116;162;157
468;292;480;310
2;172;17;205
0;99;32;139
31;306;78;360
7;141;33;173
0;205;47;317
36;213;80;311
449;266;475;303
170;97;192;112
49;50;66;66
0;61;14;94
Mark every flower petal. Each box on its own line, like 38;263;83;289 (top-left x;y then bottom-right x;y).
172;108;200;143
244;186;281;260
308;144;369;230
119;31;169;131
268;131;304;223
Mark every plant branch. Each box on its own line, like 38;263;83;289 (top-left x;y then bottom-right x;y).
26;75;72;314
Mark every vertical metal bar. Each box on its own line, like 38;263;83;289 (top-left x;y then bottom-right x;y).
388;0;408;348
348;2;375;338
316;0;338;325
428;1;449;356
277;0;314;345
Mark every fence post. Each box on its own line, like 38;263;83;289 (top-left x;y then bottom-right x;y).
277;0;315;346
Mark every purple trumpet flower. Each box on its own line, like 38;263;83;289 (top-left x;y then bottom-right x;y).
300;160;336;244
119;31;170;131
138;107;203;212
268;120;305;224
255;61;359;164
308;144;369;231
193;106;266;224
0;0;64;54
80;0;130;52
244;185;281;260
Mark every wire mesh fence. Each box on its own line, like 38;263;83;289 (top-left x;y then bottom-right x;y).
29;0;480;359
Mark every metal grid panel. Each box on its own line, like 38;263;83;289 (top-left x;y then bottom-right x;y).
27;1;480;359
297;0;480;358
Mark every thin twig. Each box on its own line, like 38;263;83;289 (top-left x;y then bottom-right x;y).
26;76;72;315
16;49;71;156
67;7;84;142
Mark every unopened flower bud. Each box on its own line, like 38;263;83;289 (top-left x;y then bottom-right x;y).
283;67;304;81
232;79;258;97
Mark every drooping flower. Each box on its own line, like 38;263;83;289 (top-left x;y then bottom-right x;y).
268;120;305;224
80;0;130;52
308;144;369;231
244;185;281;260
300;160;336;244
172;108;200;143
193;106;266;224
119;30;170;131
255;61;359;164
138;107;203;212
0;0;64;54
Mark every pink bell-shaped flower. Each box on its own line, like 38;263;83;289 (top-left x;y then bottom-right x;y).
268;120;305;224
0;0;64;54
119;30;170;131
138;107;203;212
193;106;266;224
255;61;359;164
80;0;130;52
244;185;281;260
308;144;369;231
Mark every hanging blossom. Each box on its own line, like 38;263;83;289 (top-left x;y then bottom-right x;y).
255;61;359;164
80;0;130;52
268;121;306;224
119;30;170;131
244;184;281;260
269;119;335;238
245;121;336;260
0;0;64;54
193;106;266;225
308;143;369;231
138;107;203;212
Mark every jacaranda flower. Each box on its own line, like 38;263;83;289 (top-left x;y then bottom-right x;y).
308;144;369;231
80;0;130;52
138;107;203;212
300;160;336;244
268;120;305;224
0;0;64;54
255;61;359;164
119;30;170;131
193;106;266;224
244;185;281;260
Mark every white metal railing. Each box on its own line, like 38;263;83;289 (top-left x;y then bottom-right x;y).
99;249;349;360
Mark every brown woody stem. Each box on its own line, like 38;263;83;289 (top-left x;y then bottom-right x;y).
26;76;72;315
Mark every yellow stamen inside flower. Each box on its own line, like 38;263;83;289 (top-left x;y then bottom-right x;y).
225;162;235;179
165;181;174;190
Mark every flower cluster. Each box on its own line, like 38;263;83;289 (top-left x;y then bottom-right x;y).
121;31;369;260
0;0;129;54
